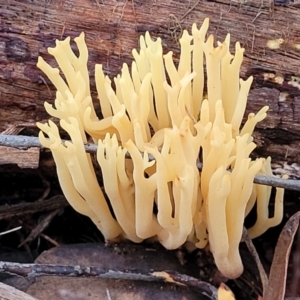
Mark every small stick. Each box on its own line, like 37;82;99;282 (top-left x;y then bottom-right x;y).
0;226;22;236
243;227;269;293
0;134;299;191
0;261;218;300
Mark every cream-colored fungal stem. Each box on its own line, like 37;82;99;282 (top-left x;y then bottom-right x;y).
199;99;211;127
38;66;89;132
44;71;89;141
66;82;87;122
206;167;231;268
248;158;287;238
83;107;118;140
203;36;227;121
211;101;227;139
193;119;212;155
119;63;136;121
224;159;263;278
230;77;253;136
112;106;134;144
116;147;136;219
60;118;122;240
231;134;251;167
245;184;257;217
132;35;150;81
133;120;148;151
247;183;271;238
176;165;197;238
131;61;142;92
193;186;203;227
161;127;186;179
46;33;90;101
192;18;209;116
163;72;196;128
64;141;123;240
146;146;176;230
164;52;180;87
47;39;79;96
163;82;182;127
73;33;91;99
131;73;152;142
201;125;226;200
159;119;199;224
227;159;263;237
243;140;257;159
265;183;285;230
178;117;200;217
177;31;193;115
114;75;123;105
158;164;195;249
125;139;162;239
179;116;199;162
216;139;235;171
145;32;170;129
37;122;107;235
37;57;70;99
104;82;122;114
178;30;193;78
240;106;269;136
178;72;197;121
95;64;113;118
118;64;151;143
97;134;142;243
221;41;245;124
43;91;68;120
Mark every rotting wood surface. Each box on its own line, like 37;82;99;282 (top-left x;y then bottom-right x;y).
0;0;300;167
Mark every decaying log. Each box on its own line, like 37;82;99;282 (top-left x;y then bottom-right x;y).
0;0;300;166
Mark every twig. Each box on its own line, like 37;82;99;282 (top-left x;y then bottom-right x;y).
106;289;112;300
180;0;200;21
39;233;60;247
0;226;22;236
1;134;299;191
0;195;68;221
18;208;62;247
243;227;268;293
0;261;218;300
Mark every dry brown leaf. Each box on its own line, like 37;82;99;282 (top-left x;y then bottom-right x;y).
263;211;300;300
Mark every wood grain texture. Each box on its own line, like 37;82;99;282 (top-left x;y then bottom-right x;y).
0;145;39;168
0;282;38;300
1;0;300;166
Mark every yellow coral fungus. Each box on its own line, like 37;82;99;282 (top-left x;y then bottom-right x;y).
37;18;285;279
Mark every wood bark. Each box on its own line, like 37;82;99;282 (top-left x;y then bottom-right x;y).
1;0;300;168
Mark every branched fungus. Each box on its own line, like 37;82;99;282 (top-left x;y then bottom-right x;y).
37;18;286;279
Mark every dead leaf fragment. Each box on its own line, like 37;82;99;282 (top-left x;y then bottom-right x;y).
263;211;300;300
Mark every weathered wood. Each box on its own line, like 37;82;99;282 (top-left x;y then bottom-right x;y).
0;0;300;166
0;282;38;300
0;145;39;168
